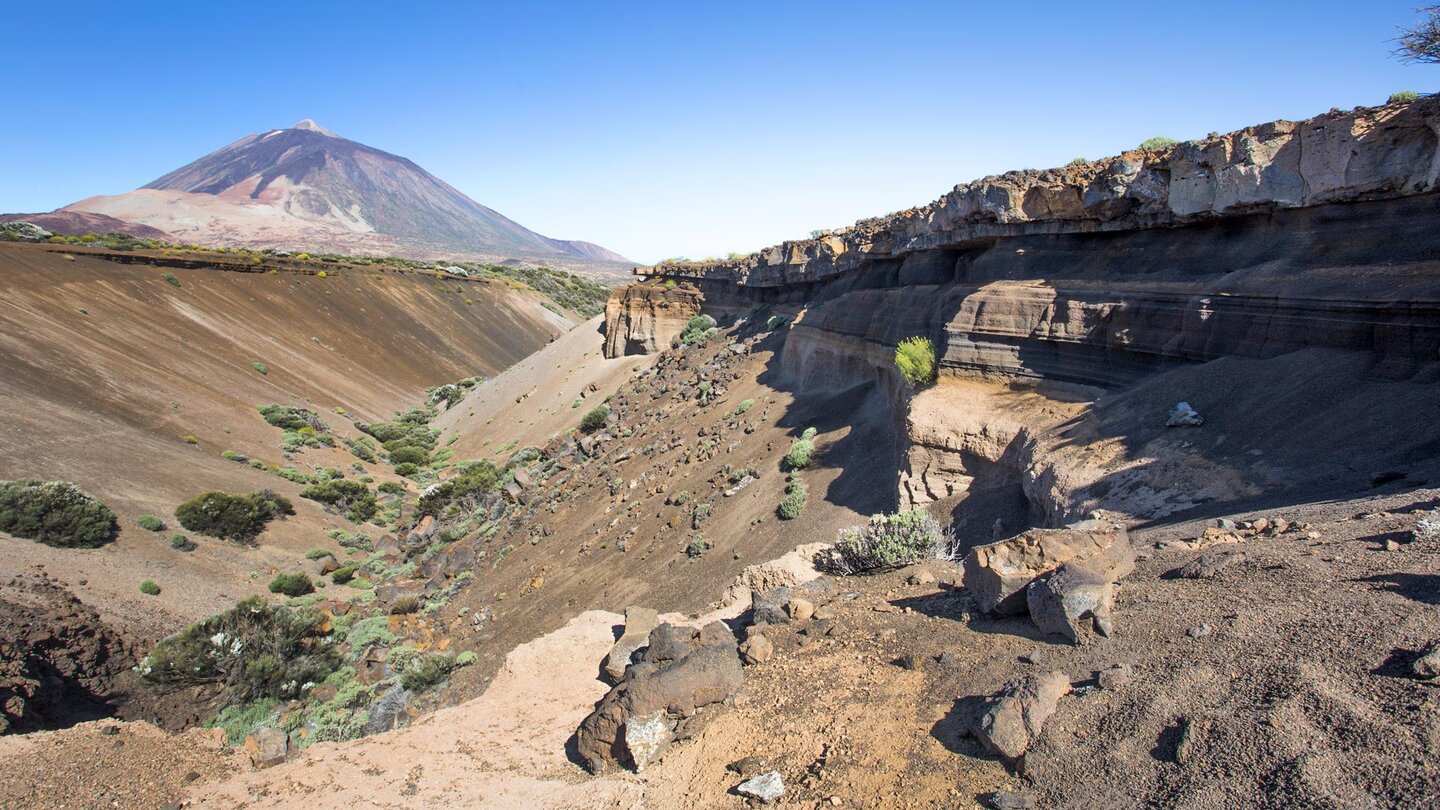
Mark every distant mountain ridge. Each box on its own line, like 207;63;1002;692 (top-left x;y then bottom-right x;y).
53;120;629;273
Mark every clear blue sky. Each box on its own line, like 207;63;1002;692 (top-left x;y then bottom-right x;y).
1;1;1433;263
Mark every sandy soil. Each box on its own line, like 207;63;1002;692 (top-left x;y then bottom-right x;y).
0;241;569;641
163;484;1440;810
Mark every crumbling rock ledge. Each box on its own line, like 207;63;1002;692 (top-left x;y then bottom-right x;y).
637;98;1440;289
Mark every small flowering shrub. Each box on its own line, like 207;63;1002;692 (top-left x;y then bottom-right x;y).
140;596;340;705
819;509;952;575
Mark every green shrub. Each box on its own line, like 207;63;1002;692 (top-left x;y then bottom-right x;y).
1137;135;1178;151
175;490;293;541
300;479;377;523
170;533;192;551
139;579;161;595
207;699;279;746
377;481;406;496
895;336;936;387
251;362;268;375
766;315;787;330
777;475;807;520
345;615;397;652
393;462;420;477
733;399;754;416
221;449;248;463
330;566;358;585
1389;90;1421;104
685;534;710;558
344;437;377;463
305;547;334;560
387;446;429;466
137;514;165;532
820;509;947;575
140;596;340;704
1066;157;1089;167
161;272;181;288
417;461;498;519
680;314;718;345
268;572;314;597
580;405;610;433
0;480;118;548
785;430;816;470
399;652;456;691
257;404;326;432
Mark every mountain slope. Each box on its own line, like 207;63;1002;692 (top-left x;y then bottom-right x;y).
61;120;628;271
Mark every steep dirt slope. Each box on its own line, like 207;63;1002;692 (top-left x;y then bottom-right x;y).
0;242;571;640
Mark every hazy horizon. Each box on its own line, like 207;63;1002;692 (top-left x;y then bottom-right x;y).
2;0;1434;263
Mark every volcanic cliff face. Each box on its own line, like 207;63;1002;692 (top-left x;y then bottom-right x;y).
602;282;704;357
604;97;1440;530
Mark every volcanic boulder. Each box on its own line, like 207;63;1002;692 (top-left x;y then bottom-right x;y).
963;522;1133;616
575;621;743;773
967;671;1072;763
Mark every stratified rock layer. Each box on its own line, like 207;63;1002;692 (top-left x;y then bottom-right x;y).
603;283;703;357
608;98;1440;524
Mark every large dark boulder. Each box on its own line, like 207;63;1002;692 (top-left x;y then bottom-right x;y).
575;621;742;773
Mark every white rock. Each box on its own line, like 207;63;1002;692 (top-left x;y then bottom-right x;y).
736;770;786;803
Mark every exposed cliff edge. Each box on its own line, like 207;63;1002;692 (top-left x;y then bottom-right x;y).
635;97;1440;288
603;98;1440;530
602;282;703;357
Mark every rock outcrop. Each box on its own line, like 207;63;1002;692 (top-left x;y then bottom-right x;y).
575;622;743;773
964;523;1133;616
967;671;1072;763
602;282;703;357
604;606;659;682
637;99;1440;289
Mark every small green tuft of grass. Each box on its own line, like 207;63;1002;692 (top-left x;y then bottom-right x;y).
139;579;161;595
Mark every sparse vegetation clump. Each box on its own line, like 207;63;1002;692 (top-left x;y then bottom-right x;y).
0;480;118;548
680;314;719;346
785;427;817;470
299;479;377;523
161;272;181;288
580;405;611;433
820;509;950;575
137;514;165;532
417;460;499;519
685;534;711;558
170;533;193;550
398;652;457;691
139;579;161;595
174;489;293;541
257;404;326;432
251;362;268;375
1389;90;1422;103
140;596;340;705
734;399;754;416
1066;156;1089;167
895;336;937;388
268;572;315;597
342;435;377;461
777;474;808;520
358;407;439;468
1137;135;1179;151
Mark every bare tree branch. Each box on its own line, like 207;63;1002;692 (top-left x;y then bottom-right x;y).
1396;5;1440;64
